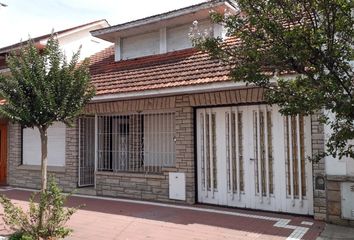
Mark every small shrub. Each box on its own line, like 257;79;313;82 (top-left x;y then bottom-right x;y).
0;179;80;240
9;232;33;240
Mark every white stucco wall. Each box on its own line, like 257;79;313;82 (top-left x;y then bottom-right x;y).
60;35;111;61
324;110;354;176
45;24;111;61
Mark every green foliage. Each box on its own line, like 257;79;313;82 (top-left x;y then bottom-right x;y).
0;179;79;240
0;34;93;236
9;232;33;240
0;35;95;129
192;0;354;160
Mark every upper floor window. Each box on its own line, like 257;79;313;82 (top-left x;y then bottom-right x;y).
117;20;214;61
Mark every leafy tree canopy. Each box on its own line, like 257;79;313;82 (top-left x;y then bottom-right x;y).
192;0;354;160
0;35;95;228
0;36;95;131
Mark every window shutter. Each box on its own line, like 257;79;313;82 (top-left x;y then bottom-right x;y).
22;122;66;166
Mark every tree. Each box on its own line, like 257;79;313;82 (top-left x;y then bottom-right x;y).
0;35;95;227
192;0;354;160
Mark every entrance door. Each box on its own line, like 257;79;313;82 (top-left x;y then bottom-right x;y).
196;105;313;215
0;123;7;185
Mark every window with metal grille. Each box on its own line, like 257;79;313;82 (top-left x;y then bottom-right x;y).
97;112;176;173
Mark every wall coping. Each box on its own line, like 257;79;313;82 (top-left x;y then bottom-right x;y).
327;175;354;182
16;165;66;173
96;171;166;179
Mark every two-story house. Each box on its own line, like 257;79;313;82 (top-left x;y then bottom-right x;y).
6;0;354;226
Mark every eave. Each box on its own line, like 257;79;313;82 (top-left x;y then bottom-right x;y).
91;0;237;42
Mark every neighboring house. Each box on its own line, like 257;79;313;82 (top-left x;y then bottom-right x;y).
4;0;354;226
0;19;111;72
0;20;110;182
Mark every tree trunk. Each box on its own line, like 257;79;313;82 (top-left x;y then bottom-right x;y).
38;126;48;229
39;127;48;192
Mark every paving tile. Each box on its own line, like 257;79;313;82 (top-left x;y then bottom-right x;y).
0;189;325;240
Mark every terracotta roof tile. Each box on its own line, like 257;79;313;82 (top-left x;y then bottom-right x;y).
89;46;232;96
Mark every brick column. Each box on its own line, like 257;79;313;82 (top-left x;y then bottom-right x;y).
311;113;327;220
175;95;195;204
7;122;24;185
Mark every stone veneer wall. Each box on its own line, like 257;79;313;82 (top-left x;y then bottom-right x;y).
95;171;172;202
85;87;265;204
8;87;264;204
8;86;328;218
310;113;354;226
7;121;79;192
326;176;354;226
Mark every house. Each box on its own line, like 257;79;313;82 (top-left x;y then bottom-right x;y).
0;19;111;72
4;0;354;226
0;19;110;182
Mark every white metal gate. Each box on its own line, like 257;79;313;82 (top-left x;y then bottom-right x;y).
78;116;95;187
196;105;313;215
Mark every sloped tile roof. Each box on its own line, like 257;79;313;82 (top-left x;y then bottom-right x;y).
89;46;232;96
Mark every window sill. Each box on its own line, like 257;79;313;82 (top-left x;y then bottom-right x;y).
96;171;166;179
17;165;66;173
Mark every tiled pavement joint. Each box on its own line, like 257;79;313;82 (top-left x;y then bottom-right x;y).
13;187;311;240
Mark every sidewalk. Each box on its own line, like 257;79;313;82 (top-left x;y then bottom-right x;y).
317;224;354;240
0;188;325;240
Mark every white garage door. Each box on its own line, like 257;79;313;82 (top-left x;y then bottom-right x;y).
196;105;313;215
23;122;66;167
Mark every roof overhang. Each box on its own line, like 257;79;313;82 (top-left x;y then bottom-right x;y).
91;0;237;42
0;19;110;55
38;20;110;46
0;42;45;55
92;81;248;102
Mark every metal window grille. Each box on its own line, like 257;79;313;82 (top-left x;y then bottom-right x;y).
97;112;176;173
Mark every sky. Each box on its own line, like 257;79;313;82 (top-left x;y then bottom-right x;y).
0;0;205;48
